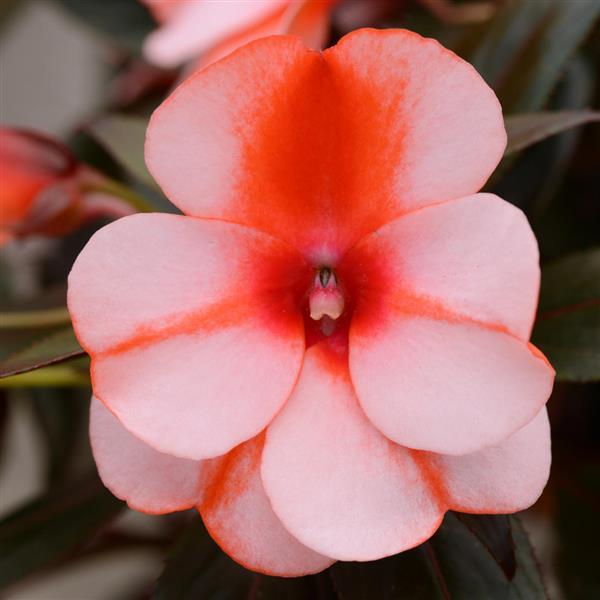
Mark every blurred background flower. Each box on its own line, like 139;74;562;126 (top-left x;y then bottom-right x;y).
141;0;338;69
0;127;135;246
0;0;599;598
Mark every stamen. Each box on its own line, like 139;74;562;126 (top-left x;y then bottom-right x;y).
309;267;344;325
319;267;334;287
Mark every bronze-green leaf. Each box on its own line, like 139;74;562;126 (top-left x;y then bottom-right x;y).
532;248;600;382
0;476;123;590
88;114;154;187
458;0;600;113
505;110;600;155
0;326;85;378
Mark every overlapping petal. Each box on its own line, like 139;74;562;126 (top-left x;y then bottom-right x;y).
146;29;505;256
200;434;334;577
90;340;551;564
350;316;553;456
90;396;203;513
261;344;443;561
346;194;553;455
260;343;552;561
69;213;307;459
429;408;552;513
91;391;333;575
323;29;506;218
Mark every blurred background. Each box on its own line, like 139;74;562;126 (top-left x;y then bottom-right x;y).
1;1;599;598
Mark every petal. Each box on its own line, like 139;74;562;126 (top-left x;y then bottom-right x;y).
68;214;306;459
200;435;334;577
146;35;333;257
90;396;202;514
261;344;443;562
146;29;504;257
428;407;552;513
343;194;540;340
143;0;288;68
323;29;506;215
350;315;554;456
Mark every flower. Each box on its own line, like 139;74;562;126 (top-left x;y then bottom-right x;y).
0;127;134;246
141;0;337;69
68;29;555;576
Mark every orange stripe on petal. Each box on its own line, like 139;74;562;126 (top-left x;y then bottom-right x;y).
69;214;306;460
97;298;250;358
146;30;505;256
409;450;450;511
342;194;540;341
200;434;334;576
388;292;511;336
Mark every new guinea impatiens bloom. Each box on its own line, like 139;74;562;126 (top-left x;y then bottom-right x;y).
141;0;338;69
0;127;134;246
68;29;555;576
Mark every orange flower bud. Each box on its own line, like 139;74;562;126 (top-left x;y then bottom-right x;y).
0;127;133;245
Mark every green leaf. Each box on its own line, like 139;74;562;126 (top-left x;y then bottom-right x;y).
555;461;600;598
0;307;71;329
0;476;123;590
427;514;547;599
87;115;155;188
0;365;90;388
155;514;544;599
86;116;176;213
0;326;85;379
330;513;546;599
0;328;55;363
31;388;90;485
253;576;335;599
510;517;549;598
0;309;84;381
505;110;600;155
454;514;515;579
460;0;600;112
532;248;600;381
331;546;444;599
57;0;154;53
154;520;337;599
153;517;253;600
489;57;595;217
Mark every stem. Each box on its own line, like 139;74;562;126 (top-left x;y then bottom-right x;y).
85;177;155;213
0;366;90;387
0;307;71;329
